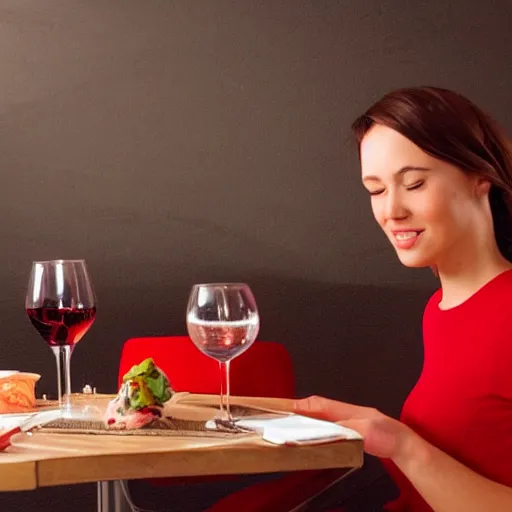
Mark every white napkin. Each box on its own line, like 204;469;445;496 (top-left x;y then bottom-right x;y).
235;414;363;445
0;412;34;431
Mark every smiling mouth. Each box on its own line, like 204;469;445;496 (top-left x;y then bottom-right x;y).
391;230;424;249
394;231;421;241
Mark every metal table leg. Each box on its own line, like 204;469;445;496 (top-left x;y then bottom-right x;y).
288;468;358;512
97;480;131;512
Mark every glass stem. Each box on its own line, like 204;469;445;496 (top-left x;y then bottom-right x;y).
224;360;232;422
51;345;72;411
219;360;232;423
218;361;225;419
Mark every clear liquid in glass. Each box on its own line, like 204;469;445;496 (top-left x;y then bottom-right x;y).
186;316;259;362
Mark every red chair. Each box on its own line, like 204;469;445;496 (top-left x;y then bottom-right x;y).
118;336;294;489
119;336;345;511
118;335;295;398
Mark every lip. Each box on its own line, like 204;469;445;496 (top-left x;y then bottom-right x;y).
390;229;424;250
390;229;424;234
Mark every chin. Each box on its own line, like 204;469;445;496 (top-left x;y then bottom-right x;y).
399;261;431;269
395;251;434;269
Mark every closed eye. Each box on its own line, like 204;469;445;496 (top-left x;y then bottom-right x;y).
368;189;385;196
406;181;424;191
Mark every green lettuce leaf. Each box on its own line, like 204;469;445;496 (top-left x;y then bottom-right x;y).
122;358;173;408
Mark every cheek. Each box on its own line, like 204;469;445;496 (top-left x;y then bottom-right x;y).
418;202;447;224
370;199;385;226
414;191;454;224
417;193;470;234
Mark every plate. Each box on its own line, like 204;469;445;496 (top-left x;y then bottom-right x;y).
0;412;36;431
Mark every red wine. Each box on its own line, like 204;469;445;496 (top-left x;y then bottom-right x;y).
26;307;96;347
187;318;259;362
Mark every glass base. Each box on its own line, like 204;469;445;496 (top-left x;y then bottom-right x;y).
205;417;248;433
56;399;104;421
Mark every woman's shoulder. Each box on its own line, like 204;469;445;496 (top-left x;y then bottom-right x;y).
425;268;512;316
424;287;443;310
491;267;512;290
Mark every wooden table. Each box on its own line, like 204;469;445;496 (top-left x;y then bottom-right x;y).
0;394;364;511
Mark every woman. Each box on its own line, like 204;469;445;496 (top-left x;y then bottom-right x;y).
209;86;512;511
294;86;512;511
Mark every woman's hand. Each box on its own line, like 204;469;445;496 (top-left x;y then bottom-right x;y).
294;395;512;512
293;395;414;461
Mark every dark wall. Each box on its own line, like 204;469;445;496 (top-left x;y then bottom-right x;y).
0;1;511;510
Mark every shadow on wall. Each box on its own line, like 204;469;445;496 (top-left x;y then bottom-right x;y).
104;273;430;413
250;275;430;417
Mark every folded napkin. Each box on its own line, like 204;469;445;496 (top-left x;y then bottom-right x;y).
235;414;363;445
0;413;33;432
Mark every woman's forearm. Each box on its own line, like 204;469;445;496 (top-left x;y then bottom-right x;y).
393;430;512;512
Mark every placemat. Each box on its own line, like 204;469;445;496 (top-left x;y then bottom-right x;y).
38;404;282;439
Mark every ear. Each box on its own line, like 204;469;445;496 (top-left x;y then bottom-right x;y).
474;177;491;197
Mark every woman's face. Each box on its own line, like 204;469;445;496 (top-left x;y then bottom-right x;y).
360;124;487;269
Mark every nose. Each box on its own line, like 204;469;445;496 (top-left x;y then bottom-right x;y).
384;190;408;220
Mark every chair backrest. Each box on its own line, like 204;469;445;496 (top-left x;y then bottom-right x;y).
118;336;295;398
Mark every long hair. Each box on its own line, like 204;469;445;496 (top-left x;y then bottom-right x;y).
351;86;512;262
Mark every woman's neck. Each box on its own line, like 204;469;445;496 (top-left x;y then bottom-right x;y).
437;244;512;310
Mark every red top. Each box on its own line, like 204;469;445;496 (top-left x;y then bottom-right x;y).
385;269;512;511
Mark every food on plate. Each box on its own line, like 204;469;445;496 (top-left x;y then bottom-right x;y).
104;358;173;429
0;371;40;414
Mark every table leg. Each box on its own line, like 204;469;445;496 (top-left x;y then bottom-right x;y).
288;468;358;512
97;481;132;512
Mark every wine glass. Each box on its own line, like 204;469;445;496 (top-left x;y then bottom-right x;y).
186;283;259;430
25;260;96;414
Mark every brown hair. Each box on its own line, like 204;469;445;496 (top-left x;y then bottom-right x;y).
351;86;512;261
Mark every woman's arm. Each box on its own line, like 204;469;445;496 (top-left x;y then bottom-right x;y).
293;395;512;512
394;428;512;512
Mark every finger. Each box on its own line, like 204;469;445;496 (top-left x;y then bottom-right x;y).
337;418;374;453
337;418;369;437
292;395;336;419
293;395;362;421
339;417;401;460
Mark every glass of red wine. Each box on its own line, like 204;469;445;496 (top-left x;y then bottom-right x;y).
186;283;259;431
26;260;96;413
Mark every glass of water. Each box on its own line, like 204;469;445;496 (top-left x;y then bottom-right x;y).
186;283;259;430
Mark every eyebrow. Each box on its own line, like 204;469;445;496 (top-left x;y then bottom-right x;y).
362;166;431;183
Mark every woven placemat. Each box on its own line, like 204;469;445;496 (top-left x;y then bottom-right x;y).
38;404;281;439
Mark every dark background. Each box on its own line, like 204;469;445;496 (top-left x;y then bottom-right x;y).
0;1;510;510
